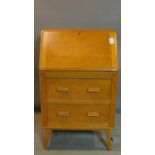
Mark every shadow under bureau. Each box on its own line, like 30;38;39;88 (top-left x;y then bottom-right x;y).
39;29;118;150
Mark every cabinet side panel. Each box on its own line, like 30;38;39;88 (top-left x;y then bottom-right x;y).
109;72;118;127
39;71;47;127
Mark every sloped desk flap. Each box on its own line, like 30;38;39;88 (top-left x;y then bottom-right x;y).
39;29;118;71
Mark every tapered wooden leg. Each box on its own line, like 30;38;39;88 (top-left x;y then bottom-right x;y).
96;130;103;141
105;129;112;150
42;129;52;149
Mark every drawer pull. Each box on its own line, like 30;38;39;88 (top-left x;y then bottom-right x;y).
87;112;99;117
56;87;70;92
57;112;70;117
87;88;101;93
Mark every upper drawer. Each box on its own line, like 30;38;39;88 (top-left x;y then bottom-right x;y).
45;78;111;104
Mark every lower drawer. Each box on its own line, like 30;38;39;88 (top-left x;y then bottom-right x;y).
46;104;110;128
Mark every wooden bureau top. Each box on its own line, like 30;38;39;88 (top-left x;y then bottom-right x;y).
39;29;118;71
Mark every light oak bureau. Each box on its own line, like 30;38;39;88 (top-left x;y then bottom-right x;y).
39;29;118;150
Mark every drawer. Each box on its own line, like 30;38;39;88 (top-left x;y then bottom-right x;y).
45;78;111;104
46;104;110;127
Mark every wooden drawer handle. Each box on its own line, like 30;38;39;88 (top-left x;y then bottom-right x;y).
57;112;70;117
87;112;99;117
87;88;101;93
56;87;70;92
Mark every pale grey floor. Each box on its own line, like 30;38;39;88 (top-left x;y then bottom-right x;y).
34;113;121;155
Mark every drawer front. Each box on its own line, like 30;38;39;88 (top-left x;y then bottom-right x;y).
46;104;110;127
45;78;111;104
